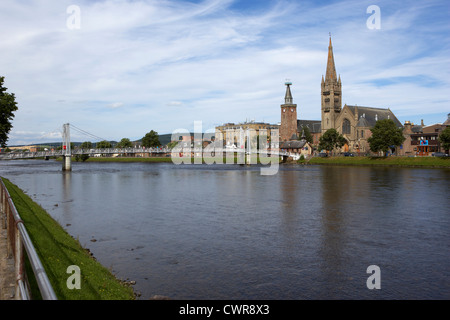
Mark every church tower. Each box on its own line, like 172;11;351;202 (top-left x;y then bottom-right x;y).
280;80;297;142
321;36;342;134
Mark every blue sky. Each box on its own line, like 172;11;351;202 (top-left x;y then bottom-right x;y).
0;0;449;145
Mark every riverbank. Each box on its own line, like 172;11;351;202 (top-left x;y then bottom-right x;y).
303;156;450;168
55;154;450;168
72;155;274;164
1;177;135;300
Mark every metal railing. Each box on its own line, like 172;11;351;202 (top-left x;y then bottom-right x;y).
0;147;289;160
0;178;57;300
0;147;171;160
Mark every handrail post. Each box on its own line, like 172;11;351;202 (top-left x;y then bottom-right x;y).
6;206;12;259
1;186;5;229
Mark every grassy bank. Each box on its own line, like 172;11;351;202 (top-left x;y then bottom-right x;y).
304;156;450;167
1;177;135;300
58;155;449;168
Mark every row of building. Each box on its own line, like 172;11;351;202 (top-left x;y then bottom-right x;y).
214;37;449;157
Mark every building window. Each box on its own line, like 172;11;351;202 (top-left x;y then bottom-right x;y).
361;130;364;138
342;119;351;134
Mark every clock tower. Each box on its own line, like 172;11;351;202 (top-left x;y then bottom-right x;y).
280;81;298;142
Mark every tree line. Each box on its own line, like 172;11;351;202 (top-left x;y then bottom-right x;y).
73;131;162;161
78;130;161;150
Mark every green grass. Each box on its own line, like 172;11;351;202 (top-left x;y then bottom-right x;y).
1;177;135;300
307;156;450;167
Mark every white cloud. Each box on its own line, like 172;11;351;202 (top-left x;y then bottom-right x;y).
107;102;124;109
166;101;183;107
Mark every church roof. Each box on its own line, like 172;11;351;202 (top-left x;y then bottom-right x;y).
297;120;321;133
356;116;370;127
281;140;308;149
346;105;403;128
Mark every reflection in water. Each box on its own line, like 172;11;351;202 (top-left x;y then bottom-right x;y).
317;167;353;298
61;172;73;225
0;160;449;299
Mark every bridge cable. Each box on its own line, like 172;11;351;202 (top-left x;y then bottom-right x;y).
69;124;107;142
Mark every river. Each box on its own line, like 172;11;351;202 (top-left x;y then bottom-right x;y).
0;160;449;299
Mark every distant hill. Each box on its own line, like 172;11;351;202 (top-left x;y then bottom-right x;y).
158;134;173;146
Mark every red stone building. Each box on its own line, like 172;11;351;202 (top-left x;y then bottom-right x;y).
280;81;298;142
401;115;450;156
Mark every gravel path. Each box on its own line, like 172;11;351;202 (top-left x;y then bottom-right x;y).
0;213;15;300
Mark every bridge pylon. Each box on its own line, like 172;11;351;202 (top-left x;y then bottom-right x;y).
62;123;71;171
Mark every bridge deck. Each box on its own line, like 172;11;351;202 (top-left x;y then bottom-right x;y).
0;147;288;160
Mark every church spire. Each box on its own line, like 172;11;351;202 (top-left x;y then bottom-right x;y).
325;35;337;82
284;80;293;104
321;35;342;134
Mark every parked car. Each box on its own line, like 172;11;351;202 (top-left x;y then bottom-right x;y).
318;152;328;157
431;152;449;157
343;152;355;157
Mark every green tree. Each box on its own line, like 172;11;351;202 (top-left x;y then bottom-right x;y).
298;126;313;144
76;142;91;161
75;154;90;162
0;77;18;147
80;141;92;149
117;138;133;148
368;119;405;154
167;141;179;149
96;140;112;148
318;128;347;154
142;130;161;148
438;126;450;153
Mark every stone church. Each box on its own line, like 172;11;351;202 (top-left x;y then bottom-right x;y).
280;37;403;153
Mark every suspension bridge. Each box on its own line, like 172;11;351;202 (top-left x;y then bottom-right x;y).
0;123;290;170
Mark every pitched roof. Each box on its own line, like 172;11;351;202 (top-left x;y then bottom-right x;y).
356;116;370;128
443;113;450;126
346;105;403;128
411;125;424;133
281;140;308;149
297;120;321;133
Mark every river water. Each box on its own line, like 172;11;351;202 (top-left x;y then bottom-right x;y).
0;160;449;300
